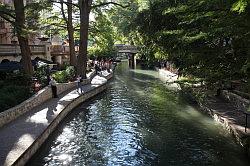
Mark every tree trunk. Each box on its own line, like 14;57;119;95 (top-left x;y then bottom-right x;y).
78;0;92;78
13;0;33;75
67;0;77;67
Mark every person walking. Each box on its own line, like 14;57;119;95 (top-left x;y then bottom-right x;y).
46;65;50;85
77;75;83;94
49;76;58;98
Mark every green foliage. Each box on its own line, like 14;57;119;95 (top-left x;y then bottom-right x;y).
52;70;68;83
128;0;250;85
0;72;33;112
39;8;67;38
181;85;208;104
0;85;31;112
0;0;51;36
88;12;117;58
5;72;32;87
34;66;48;87
65;66;76;81
231;0;249;13
175;77;203;84
52;66;75;83
107;0;142;44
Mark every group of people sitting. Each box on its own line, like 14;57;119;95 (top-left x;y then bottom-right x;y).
90;59;114;74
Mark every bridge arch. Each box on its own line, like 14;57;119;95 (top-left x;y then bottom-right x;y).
115;44;138;69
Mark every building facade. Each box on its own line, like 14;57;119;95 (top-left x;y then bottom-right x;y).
0;0;71;67
0;0;13;44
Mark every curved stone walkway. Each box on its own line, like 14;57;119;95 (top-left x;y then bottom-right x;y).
160;69;250;155
0;74;111;166
202;96;250;139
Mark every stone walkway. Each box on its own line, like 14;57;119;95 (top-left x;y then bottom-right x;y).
160;69;250;153
0;75;110;166
202;96;250;144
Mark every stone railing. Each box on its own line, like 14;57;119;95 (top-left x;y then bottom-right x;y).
221;90;250;112
0;78;91;128
0;44;46;55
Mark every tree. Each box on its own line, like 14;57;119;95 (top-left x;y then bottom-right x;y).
129;0;249;85
77;0;130;78
49;0;77;67
77;0;91;78
88;11;116;59
0;1;33;75
14;0;34;75
60;0;77;67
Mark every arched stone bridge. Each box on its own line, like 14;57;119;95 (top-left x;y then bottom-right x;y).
115;44;138;54
115;44;138;68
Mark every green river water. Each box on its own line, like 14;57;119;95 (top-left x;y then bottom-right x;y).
28;61;250;166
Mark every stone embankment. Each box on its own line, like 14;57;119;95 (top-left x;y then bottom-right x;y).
0;71;113;166
158;69;250;157
198;94;250;156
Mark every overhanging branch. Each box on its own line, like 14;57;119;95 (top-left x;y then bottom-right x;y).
49;0;79;8
60;0;68;25
0;9;15;20
0;13;15;25
91;1;130;9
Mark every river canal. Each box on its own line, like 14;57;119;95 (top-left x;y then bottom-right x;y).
28;61;249;166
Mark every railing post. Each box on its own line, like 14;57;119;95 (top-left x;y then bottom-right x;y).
44;43;51;61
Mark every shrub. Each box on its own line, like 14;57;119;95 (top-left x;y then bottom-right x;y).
52;70;68;83
52;66;76;83
65;66;75;81
0;81;4;87
0;85;32;112
0;72;33;112
34;65;49;87
0;71;8;80
5;72;32;87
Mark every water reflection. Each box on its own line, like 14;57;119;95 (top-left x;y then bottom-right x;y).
28;62;249;166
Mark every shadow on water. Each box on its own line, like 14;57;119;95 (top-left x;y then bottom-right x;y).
27;62;250;166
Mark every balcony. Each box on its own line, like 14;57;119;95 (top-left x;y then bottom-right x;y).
0;44;46;56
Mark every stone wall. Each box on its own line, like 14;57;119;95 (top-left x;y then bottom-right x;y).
0;79;90;128
221;90;250;112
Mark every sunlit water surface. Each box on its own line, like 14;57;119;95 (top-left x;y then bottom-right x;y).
28;62;249;166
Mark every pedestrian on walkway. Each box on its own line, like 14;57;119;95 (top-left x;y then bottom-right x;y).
49;76;58;98
46;65;50;85
77;75;83;94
